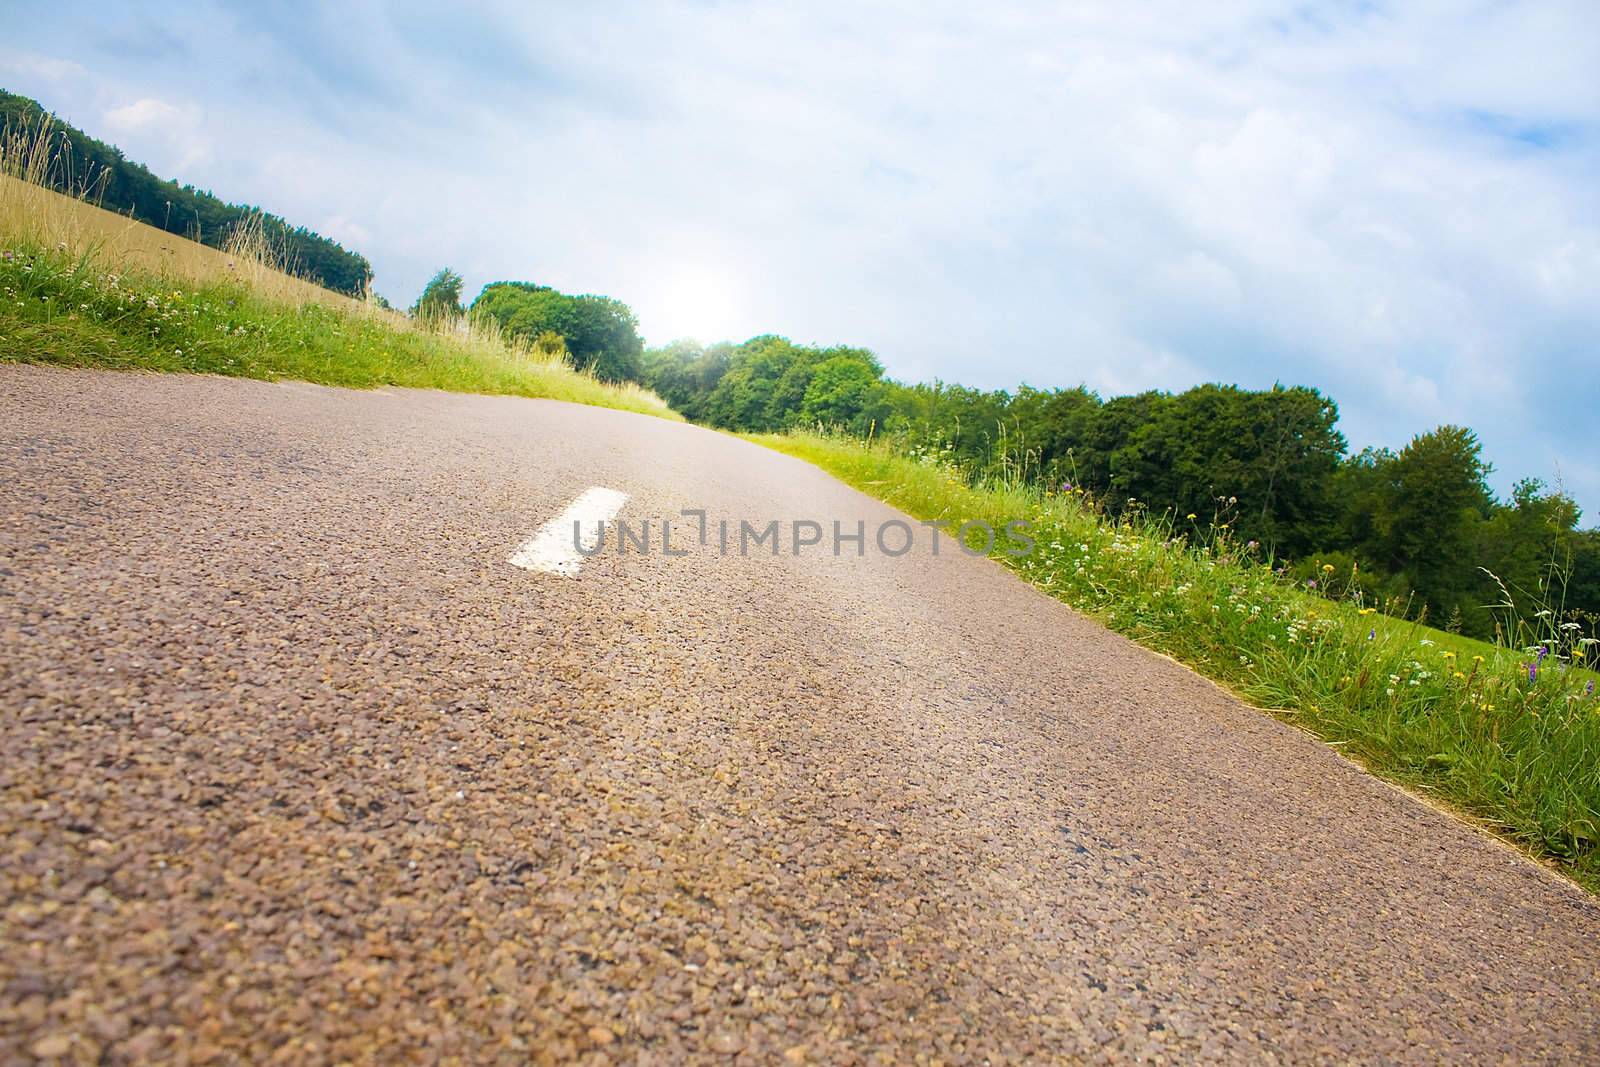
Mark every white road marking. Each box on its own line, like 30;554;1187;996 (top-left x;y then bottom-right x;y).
509;486;629;576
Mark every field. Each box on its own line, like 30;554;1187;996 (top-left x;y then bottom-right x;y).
0;174;677;419
753;432;1600;891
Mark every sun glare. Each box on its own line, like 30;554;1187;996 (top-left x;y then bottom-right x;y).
647;269;744;344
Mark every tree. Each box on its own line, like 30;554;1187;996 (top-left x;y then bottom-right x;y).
640;340;734;422
703;336;797;430
470;282;644;382
412;268;464;322
1477;479;1583;633
1372;426;1493;625
799;356;891;434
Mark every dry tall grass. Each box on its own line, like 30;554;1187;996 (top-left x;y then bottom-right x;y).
0;173;365;313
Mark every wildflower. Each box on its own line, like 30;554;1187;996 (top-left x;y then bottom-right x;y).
1526;663;1538;682
1453;671;1465;680
1359;607;1376;616
1588;681;1596;696
1186;513;1197;521
1472;655;1484;663
1306;580;1317;589
1367;629;1375;641
1321;564;1335;574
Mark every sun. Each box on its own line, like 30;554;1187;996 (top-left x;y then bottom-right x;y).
647;269;744;344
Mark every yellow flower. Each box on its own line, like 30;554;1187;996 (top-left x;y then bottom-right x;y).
1472;655;1484;663
1186;513;1197;520
1441;650;1456;659
1321;564;1335;574
1453;671;1465;680
1358;607;1376;616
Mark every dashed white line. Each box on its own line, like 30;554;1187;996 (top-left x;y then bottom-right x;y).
508;486;629;576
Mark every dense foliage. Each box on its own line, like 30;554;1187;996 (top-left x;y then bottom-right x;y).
471;282;643;382
642;337;1598;641
0;90;372;296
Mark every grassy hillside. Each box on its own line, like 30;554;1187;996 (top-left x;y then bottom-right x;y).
0;151;677;418
755;431;1600;891
2;173;360;311
1;89;372;295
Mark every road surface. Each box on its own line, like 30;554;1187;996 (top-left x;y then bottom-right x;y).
2;365;1597;1064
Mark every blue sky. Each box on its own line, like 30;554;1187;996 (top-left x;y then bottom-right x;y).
6;1;1597;518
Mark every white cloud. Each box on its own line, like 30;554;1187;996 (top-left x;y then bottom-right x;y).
319;214;372;252
103;97;182;130
101;96;212;171
0;50;87;85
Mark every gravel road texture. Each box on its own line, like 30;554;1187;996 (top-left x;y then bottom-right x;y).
2;365;1598;1064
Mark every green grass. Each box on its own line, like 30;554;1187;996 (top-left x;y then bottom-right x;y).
753;431;1600;892
0;244;679;419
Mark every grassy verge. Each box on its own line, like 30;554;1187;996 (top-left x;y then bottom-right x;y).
752;431;1600;891
0;243;678;417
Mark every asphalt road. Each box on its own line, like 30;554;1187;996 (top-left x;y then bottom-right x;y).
2;365;1598;1064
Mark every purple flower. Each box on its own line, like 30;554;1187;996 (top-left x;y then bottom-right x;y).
1537;646;1548;663
1588;680;1596;696
1526;662;1538;682
1306;580;1317;589
1367;629;1375;641
1060;480;1072;492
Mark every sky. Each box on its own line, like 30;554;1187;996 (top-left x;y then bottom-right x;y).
5;1;1598;516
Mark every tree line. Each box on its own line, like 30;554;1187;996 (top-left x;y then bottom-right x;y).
1;90;372;296
639;335;1598;642
402;274;1600;644
216;236;1600;645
